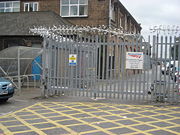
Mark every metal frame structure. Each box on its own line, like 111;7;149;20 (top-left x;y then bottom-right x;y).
30;25;180;103
0;46;43;91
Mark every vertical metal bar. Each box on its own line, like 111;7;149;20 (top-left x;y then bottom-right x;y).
48;39;52;96
164;36;168;101
59;35;64;94
147;35;151;101
64;32;68;96
56;37;60;95
78;35;82;97
90;36;94;98
93;35;98;99
172;36;177;102
117;38;121;99
125;41;129;100
167;36;172;102
69;34;73;96
42;38;46;97
101;35;106;98
109;39;113;98
97;35;101;98
86;35;90;97
158;36;163;102
177;37;180;102
82;44;86;97
154;35;159;101
113;36;117;99
140;36;145;101
54;41;57;95
49;40;52;96
69;35;73;96
134;36;138;101
74;35;79;97
151;35;156;101
129;39;133;100
18;48;21;93
121;40;125;100
105;36;110;98
51;40;54;96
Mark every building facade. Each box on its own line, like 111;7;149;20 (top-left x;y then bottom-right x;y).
0;0;141;34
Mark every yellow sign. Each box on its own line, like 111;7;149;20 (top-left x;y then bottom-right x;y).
69;56;76;61
69;54;77;66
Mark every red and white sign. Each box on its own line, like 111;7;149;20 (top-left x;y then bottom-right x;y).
126;52;144;69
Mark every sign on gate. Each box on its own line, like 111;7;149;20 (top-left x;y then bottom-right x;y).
69;54;77;66
126;52;144;69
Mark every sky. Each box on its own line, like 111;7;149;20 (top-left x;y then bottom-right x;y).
120;0;180;38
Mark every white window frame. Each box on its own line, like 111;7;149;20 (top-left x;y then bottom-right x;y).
61;0;88;17
24;2;39;12
0;1;20;13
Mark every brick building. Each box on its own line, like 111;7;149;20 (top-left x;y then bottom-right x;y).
0;0;141;34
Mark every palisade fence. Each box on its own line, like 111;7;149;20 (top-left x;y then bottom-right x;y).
30;25;180;103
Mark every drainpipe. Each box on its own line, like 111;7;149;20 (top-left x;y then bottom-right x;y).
109;0;111;28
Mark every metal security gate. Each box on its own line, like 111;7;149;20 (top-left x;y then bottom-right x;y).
31;26;180;102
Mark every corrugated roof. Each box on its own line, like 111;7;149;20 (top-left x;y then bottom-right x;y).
0;11;72;36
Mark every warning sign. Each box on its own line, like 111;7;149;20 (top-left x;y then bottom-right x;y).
126;52;144;69
69;54;77;66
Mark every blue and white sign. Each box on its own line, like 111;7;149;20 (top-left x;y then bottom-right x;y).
69;54;77;66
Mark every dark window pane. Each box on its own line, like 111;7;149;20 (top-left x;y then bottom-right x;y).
25;4;29;11
61;6;69;16
62;0;69;4
80;0;88;4
29;3;33;11
6;2;12;7
70;0;78;4
0;9;4;12
13;2;20;8
5;8;11;12
70;6;78;15
0;3;4;8
13;8;20;12
79;5;87;15
34;3;38;11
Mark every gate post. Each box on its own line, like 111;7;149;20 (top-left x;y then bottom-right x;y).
41;38;48;98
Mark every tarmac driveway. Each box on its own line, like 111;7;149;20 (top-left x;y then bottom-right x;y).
0;101;180;135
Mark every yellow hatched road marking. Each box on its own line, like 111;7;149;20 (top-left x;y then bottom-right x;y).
0;102;180;135
26;106;78;135
12;114;46;135
11;130;33;135
96;103;180;134
40;103;117;135
77;102;180;134
0;123;13;135
0;102;41;118
56;102;147;134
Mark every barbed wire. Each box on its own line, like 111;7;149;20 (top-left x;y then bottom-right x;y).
30;25;142;41
149;25;180;36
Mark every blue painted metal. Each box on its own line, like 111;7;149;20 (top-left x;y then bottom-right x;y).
32;56;42;80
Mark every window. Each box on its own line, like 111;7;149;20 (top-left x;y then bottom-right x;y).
0;1;20;13
24;2;38;12
61;0;88;17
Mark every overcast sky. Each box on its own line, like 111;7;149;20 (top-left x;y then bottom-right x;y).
120;0;180;38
